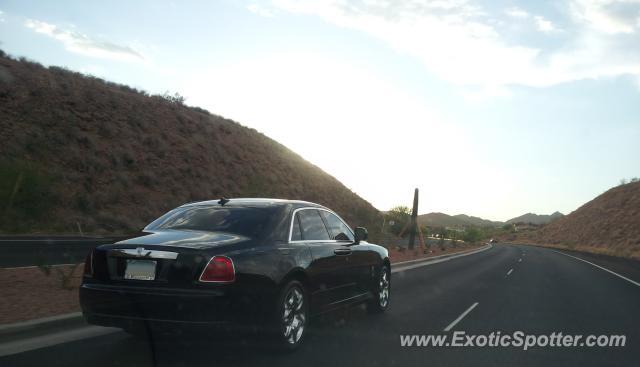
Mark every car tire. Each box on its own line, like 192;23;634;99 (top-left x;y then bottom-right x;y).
367;264;390;314
270;280;308;351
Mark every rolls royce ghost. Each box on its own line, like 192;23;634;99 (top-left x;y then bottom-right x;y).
79;198;391;349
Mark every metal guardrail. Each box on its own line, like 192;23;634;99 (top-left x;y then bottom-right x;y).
0;237;128;268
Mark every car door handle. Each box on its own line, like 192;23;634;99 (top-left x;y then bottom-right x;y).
334;248;352;256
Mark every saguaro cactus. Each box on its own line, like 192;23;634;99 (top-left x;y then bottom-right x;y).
408;188;419;250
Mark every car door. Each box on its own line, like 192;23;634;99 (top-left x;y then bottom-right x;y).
319;210;373;296
293;208;354;310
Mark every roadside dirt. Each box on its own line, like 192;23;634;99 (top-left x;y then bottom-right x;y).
387;242;485;263
0;264;82;324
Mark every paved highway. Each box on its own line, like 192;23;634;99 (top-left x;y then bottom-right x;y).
2;244;639;366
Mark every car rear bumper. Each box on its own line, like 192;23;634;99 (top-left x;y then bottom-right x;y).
79;283;239;327
83;313;232;333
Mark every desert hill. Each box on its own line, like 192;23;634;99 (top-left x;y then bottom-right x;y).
519;182;640;259
418;212;502;228
0;52;380;235
506;211;564;225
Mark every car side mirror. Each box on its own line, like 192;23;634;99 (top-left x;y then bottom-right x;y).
354;227;368;243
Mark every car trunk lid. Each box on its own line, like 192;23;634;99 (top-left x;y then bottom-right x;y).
91;230;250;286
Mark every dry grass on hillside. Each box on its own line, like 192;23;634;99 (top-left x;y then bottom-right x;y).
0;53;380;235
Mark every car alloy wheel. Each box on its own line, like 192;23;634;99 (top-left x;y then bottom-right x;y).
367;264;390;313
378;267;390;308
281;283;307;346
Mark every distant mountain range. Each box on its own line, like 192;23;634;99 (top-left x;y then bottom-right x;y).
416;211;565;228
506;212;564;225
417;213;503;228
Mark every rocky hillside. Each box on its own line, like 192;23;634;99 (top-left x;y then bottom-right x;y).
506;211;564;225
519;182;640;259
0;53;380;235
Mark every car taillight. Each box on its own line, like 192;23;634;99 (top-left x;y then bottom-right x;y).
83;251;93;278
199;256;235;283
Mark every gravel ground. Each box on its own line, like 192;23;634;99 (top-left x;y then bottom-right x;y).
0;264;82;325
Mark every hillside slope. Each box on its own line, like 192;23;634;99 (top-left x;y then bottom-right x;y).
506;211;564;225
0;54;380;234
520;182;640;259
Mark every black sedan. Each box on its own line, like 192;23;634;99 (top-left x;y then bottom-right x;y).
80;198;391;349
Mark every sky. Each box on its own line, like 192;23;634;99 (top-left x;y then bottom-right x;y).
0;0;639;222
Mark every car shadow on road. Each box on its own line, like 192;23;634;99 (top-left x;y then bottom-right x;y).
129;304;384;367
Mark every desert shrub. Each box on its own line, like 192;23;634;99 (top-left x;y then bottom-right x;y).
156;91;185;105
385;206;411;235
18;56;43;69
97;122;115;138
95;212;136;232
24;133;49;155
190;106;211;115
137;173;155;188
242;174;270;197
121;151;136;167
463;227;483;243
75;193;94;213
0;160;58;232
29;88;43;97
48;65;72;77
76;134;95;149
502;223;515;232
439;235;446;251
56;264;81;290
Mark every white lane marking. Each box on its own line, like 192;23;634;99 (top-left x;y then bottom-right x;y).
0;326;119;357
550;250;640;288
518;258;522;262
507;269;514;276
444;302;479;332
392;245;492;274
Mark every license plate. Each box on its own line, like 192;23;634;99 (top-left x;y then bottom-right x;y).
124;259;157;280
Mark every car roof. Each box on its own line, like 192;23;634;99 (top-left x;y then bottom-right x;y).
179;198;328;210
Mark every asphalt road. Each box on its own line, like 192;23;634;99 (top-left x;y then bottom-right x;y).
3;244;640;367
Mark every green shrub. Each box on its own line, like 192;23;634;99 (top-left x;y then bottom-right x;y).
463;227;483;243
0;160;58;232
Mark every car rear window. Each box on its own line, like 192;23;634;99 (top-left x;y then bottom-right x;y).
145;206;278;238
